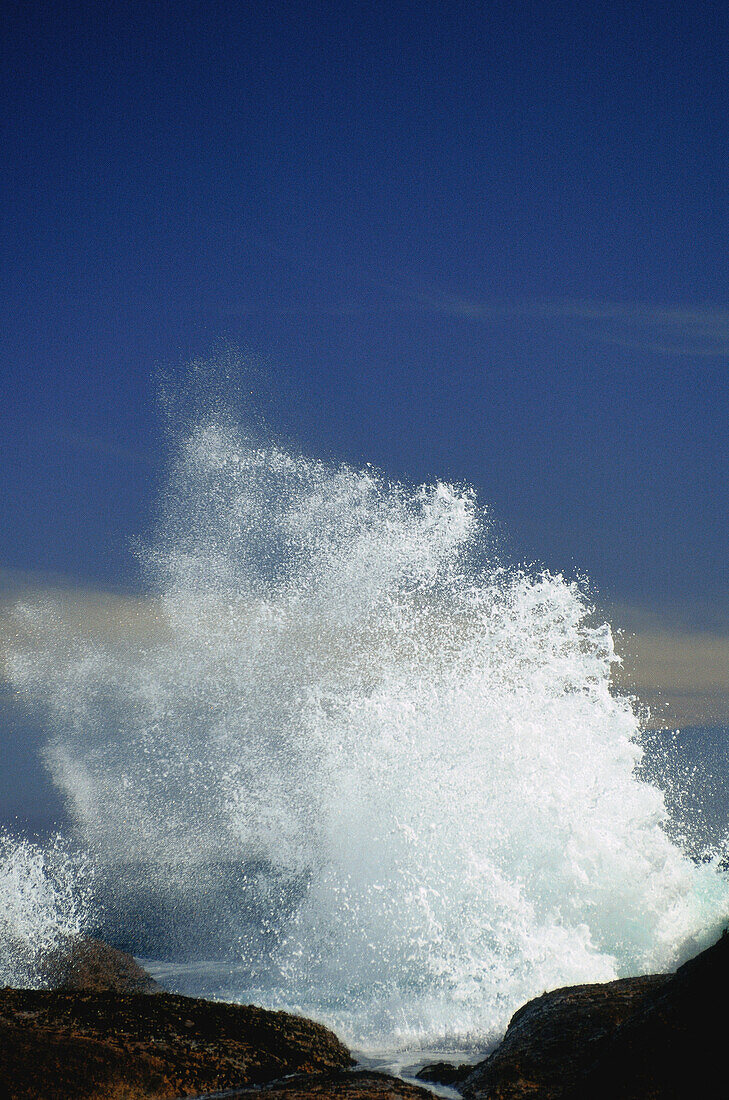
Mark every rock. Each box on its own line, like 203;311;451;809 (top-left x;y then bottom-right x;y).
0;987;353;1099
461;975;670;1099
563;930;729;1099
46;936;161;994
462;930;729;1099
415;1061;474;1087
194;1069;436;1098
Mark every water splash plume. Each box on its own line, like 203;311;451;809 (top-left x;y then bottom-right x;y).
6;418;729;1048
0;832;93;987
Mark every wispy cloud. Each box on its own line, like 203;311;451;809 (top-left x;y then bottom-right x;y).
613;625;729;729
1;570;727;729
0;568;165;692
197;290;729;356
415;294;729;357
236;237;729;356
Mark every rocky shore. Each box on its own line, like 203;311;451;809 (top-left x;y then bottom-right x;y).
419;929;729;1099
2;931;727;1099
0;939;431;1100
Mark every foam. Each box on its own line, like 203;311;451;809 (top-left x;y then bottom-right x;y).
6;420;729;1047
0;832;93;987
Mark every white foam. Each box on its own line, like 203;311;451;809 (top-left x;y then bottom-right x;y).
0;832;93;987
7;421;729;1046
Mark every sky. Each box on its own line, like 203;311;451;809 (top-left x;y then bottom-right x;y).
2;2;729;827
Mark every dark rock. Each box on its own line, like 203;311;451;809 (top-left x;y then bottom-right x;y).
415;1061;473;1087
462;930;729;1099
45;936;161;994
193;1069;436;1098
462;973;669;1099
564;930;729;1099
0;987;353;1099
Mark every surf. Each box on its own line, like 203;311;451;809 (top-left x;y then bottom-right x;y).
4;413;729;1050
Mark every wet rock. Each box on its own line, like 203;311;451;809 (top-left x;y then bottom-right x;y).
415;1061;473;1087
564;930;729;1099
195;1069;436;1098
461;974;670;1099
462;930;729;1099
0;987;353;1099
46;936;161;994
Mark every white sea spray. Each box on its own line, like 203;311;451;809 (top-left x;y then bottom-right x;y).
0;831;94;987
6;420;729;1047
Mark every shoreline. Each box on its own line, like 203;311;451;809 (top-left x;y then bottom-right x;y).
2;930;728;1098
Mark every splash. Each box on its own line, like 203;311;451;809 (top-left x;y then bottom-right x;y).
7;420;729;1048
0;832;93;987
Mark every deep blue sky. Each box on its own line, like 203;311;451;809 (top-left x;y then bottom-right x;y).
3;0;728;614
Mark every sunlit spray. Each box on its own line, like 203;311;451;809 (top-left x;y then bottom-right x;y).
5;415;729;1049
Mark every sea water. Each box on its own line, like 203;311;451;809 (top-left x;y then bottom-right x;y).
3;416;729;1055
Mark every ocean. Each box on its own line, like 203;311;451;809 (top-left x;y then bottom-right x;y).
2;418;728;1063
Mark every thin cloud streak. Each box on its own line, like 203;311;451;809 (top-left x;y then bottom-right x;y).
246;237;729;355
613;629;729;729
1;570;727;730
417;294;729;357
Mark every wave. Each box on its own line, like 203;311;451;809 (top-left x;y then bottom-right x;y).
5;416;729;1048
0;832;93;987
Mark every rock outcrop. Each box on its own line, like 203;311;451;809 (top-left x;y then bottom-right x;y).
415;1061;473;1087
7;930;729;1099
460;974;668;1099
46;936;161;994
460;931;729;1099
563;930;729;1100
0;987;353;1100
193;1069;436;1098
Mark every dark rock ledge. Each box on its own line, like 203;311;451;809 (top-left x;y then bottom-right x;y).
418;928;729;1099
415;1062;474;1089
5;930;729;1099
185;1069;437;1099
0;986;356;1100
458;973;670;1099
0;940;431;1100
45;936;162;994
